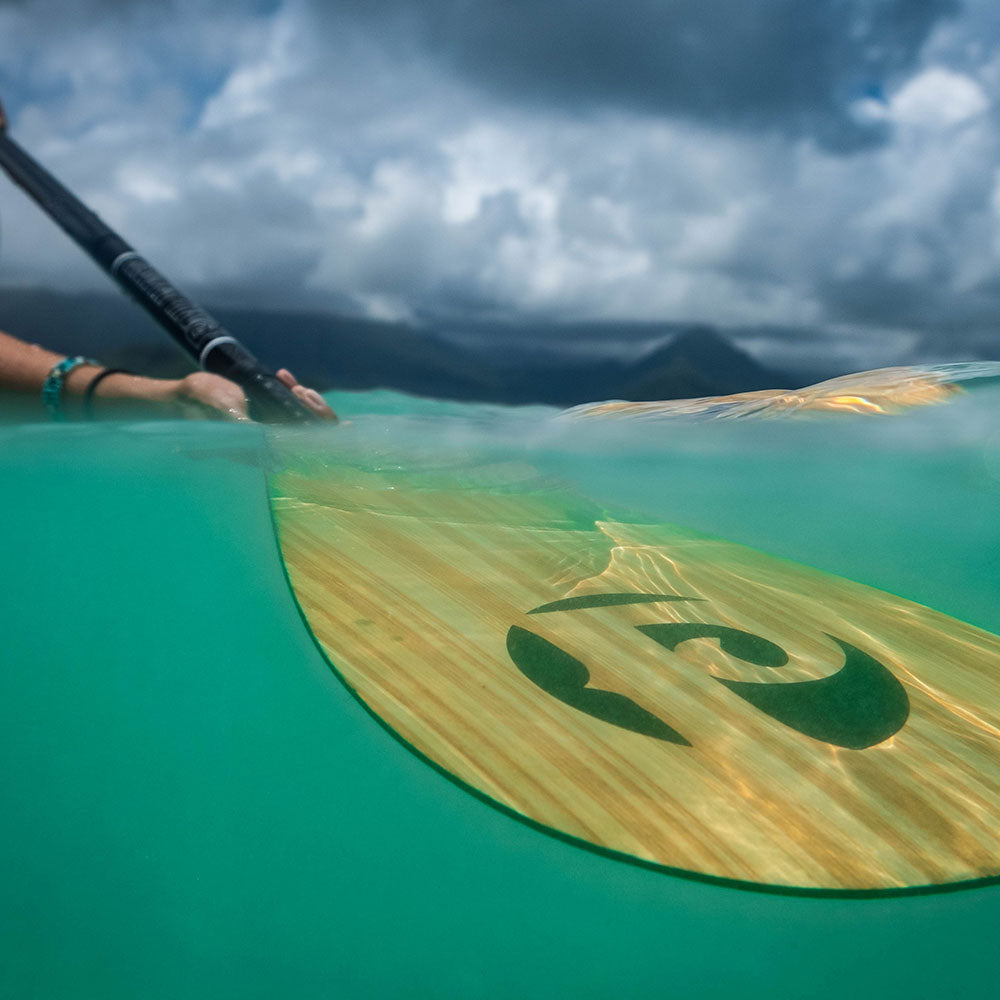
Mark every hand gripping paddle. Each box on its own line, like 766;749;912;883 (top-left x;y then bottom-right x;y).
0;96;320;423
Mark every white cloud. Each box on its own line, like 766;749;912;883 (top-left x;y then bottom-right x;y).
2;0;1000;366
888;66;989;127
198;7;300;128
116;164;179;205
441;124;535;225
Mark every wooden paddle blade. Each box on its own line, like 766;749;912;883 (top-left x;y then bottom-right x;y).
271;462;1000;895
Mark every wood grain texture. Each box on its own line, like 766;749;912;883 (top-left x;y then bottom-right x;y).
271;461;1000;893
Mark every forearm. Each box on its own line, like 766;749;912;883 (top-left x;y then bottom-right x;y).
0;328;77;393
1;327;333;421
0;328;178;413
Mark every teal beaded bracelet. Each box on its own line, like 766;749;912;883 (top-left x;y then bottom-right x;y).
42;356;99;420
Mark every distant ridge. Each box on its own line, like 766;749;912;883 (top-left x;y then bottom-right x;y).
620;325;795;400
1;287;808;406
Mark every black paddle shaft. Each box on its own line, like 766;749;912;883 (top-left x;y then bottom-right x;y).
0;121;318;423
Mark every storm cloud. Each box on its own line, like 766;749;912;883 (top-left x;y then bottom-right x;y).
1;0;999;369
334;0;958;149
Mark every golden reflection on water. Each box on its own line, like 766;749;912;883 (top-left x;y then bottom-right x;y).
570;366;963;420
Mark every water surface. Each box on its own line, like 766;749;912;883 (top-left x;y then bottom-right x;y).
2;367;998;998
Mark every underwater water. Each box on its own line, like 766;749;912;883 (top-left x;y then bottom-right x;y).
1;365;999;998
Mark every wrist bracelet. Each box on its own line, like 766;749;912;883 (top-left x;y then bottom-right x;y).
42;356;99;420
83;368;135;419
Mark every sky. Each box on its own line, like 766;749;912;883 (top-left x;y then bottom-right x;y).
2;0;1000;371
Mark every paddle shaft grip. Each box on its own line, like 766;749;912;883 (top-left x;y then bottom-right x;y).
0;130;317;423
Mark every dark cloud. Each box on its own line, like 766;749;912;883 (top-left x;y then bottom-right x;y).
2;0;999;372
333;0;958;150
821;269;1000;333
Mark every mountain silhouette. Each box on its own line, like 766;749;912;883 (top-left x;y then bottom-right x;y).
2;287;808;406
619;325;794;400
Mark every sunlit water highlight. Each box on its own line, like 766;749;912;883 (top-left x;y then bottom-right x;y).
1;363;998;998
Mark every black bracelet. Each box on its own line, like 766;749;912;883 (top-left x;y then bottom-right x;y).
83;368;135;419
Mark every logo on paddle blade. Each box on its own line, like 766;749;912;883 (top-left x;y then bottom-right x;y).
506;592;909;750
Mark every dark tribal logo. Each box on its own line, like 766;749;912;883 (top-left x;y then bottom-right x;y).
506;593;909;750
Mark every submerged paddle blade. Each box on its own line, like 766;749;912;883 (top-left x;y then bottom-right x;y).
271;448;1000;895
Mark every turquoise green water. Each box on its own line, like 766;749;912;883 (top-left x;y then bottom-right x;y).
2;370;999;998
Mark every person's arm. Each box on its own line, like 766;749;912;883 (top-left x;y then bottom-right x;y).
0;328;335;421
